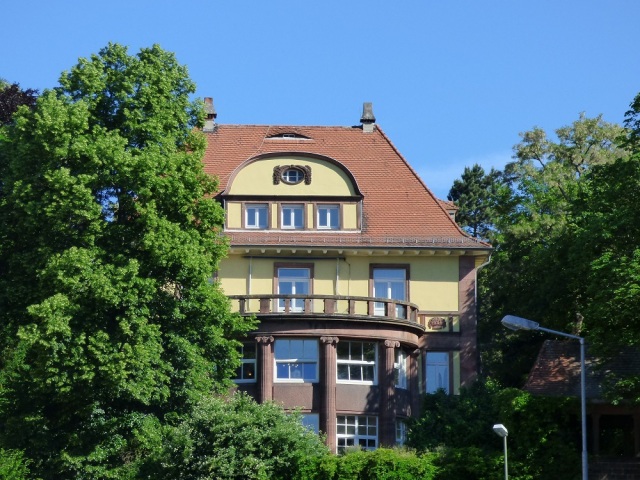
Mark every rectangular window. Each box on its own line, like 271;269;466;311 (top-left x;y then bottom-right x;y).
301;413;320;434
277;267;310;312
394;348;408;389
274;339;318;382
245;203;268;229
372;267;407;317
337;341;377;384
396;420;408;446
281;204;304;229
426;351;450;394
317;204;339;229
233;342;257;383
337;415;378;452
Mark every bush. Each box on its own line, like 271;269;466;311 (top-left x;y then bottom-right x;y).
139;392;329;479
301;447;438;480
0;449;32;480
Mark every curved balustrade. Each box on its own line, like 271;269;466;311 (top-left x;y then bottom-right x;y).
227;293;420;324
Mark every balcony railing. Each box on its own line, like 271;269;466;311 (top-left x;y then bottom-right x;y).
227;294;420;324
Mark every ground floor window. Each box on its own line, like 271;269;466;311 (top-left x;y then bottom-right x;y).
274;338;318;382
426;351;450;393
396;420;408;446
336;415;378;452
301;413;320;434
337;341;377;384
394;348;408;389
233;342;256;383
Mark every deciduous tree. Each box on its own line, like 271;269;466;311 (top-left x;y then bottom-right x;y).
0;43;254;478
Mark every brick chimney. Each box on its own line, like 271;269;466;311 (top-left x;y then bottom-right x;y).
203;97;217;132
360;102;376;133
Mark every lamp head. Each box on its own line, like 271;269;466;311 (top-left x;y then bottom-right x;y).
493;423;508;438
501;315;540;331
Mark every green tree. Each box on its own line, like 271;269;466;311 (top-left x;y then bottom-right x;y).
447;163;503;241
479;114;629;386
0;80;38;126
409;381;581;480
0;43;254;478
567;156;640;401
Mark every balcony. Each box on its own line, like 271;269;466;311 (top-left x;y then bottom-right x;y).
227;294;421;326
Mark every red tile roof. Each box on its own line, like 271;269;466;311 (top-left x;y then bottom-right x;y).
203;124;490;250
524;340;640;401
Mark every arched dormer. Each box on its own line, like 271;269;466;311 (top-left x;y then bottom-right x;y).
221;153;363;232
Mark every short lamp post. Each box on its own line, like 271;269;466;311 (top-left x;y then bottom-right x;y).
501;315;588;480
493;423;508;480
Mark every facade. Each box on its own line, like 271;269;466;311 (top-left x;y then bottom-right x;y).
202;100;492;452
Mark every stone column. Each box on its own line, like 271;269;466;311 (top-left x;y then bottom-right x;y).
380;340;399;446
320;336;339;453
410;348;421;417
458;256;478;387
256;336;274;403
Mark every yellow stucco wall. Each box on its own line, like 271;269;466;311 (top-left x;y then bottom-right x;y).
228;156;357;196
226;202;242;229
218;254;459;313
343;203;358;229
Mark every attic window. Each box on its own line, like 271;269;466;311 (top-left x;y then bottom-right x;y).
282;168;304;184
273;165;312;185
267;132;311;140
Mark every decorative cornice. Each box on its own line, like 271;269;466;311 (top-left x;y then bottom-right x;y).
384;340;400;349
320;336;340;345
255;335;274;344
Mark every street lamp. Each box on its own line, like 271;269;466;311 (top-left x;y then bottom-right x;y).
501;315;588;480
493;423;508;480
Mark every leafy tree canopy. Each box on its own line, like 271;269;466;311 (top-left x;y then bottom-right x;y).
0;80;38;126
470;113;631;387
0;43;254;478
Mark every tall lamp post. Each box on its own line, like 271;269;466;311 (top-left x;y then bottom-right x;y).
501;315;588;480
493;423;508;480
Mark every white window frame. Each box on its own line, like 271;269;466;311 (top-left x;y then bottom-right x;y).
337;341;377;385
277;267;310;312
372;267;407;317
282;168;304;184
394;348;408;390
337;415;378;452
274;339;318;383
233;342;257;383
281;204;304;229
317;204;340;230
396;420;408;446
245;203;268;229
426;351;450;394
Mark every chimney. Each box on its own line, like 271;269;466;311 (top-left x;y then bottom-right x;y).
203;97;217;132
360;102;376;133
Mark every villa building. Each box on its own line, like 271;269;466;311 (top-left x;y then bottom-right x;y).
202;100;492;452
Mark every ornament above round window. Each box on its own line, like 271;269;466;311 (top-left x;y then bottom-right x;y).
273;165;312;185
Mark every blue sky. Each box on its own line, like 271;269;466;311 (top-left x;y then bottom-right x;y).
2;1;639;198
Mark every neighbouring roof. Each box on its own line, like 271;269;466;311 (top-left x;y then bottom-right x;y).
203;124;490;251
524;340;640;401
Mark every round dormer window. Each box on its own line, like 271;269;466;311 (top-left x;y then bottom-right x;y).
281;167;305;185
